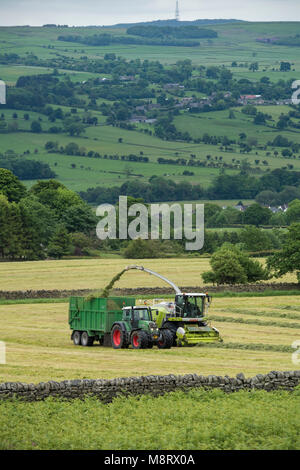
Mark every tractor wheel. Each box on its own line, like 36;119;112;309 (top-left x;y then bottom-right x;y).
111;325;128;349
157;329;173;349
131;330;149;349
147;341;154;349
81;331;94;347
162;322;177;346
73;331;81;346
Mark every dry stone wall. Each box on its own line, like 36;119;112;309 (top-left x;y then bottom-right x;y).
0;283;299;300
0;371;299;403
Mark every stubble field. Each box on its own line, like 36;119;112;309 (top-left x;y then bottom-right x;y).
0;258;297;292
0;294;299;384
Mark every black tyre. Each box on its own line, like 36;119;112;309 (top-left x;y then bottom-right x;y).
157;329;173;349
162;322;178;346
131;330;149;349
81;331;94;347
73;331;81;346
111;325;128;349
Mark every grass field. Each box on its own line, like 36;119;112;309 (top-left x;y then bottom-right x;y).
0;294;299;384
0;258;298;292
0;65;100;86
174;106;300;153
1;22;300;70
1;102;299;191
0;102;299;192
1;22;300;191
1;388;299;450
0;124;237;191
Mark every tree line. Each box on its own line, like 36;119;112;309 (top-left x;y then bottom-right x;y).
79;169;300;206
0;169;98;260
58;33;201;48
126;25;218;39
202;222;300;285
0;154;56;180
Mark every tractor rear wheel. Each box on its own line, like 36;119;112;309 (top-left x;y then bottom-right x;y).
81;331;94;346
131;330;149;349
157;329;173;349
73;331;81;346
111;325;128;349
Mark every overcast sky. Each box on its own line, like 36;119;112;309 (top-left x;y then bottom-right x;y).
1;0;300;26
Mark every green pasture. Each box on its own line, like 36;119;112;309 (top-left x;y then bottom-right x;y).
0;120;240;190
174;106;299;145
2;22;300;71
0;65;101;85
1;22;300;191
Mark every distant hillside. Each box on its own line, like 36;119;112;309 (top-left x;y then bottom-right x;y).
108;19;246;28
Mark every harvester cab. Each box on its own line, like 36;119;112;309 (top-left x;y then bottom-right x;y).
175;293;211;318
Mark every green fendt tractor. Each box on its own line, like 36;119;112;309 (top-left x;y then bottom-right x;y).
69;296;173;349
125;266;222;346
111;305;173;349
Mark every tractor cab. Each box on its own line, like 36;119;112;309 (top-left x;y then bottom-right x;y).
122;306;155;329
175;293;211;319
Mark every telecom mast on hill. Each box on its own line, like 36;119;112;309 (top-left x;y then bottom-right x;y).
175;1;180;21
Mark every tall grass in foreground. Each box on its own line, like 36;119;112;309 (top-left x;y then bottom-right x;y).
0;388;299;450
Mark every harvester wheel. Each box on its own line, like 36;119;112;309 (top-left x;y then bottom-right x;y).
157;330;173;349
73;331;81;346
111;325;128;349
131;330;149;349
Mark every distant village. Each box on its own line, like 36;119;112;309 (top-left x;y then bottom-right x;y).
98;76;293;124
224;201;289;214
127;88;293;124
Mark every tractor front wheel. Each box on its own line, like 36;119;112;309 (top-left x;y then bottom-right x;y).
157;330;173;349
131;330;149;349
111;325;128;349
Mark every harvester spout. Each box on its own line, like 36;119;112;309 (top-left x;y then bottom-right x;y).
125;265;182;295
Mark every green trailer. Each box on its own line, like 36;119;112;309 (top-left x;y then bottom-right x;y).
69;296;173;349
